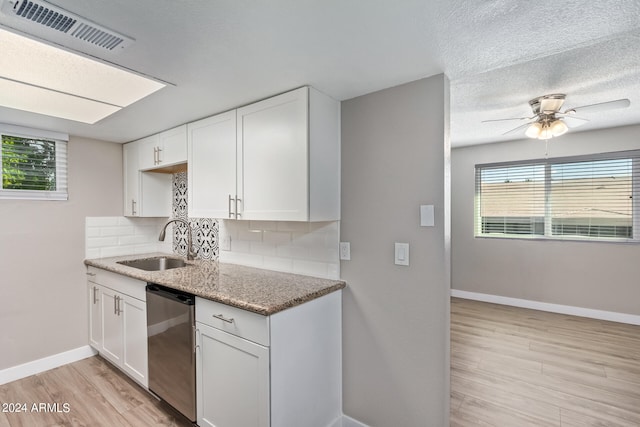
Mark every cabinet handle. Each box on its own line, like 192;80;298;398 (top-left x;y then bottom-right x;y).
114;295;118;315
116;296;122;315
157;146;163;164
228;194;234;219
93;286;98;304
212;314;234;324
86;272;96;277
235;196;241;218
131;199;137;216
153;147;158;165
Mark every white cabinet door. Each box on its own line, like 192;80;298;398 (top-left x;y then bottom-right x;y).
88;283;102;349
100;286;123;366
237;87;309;221
139;126;187;170
158;124;187;166
123;143;140;216
137;134;161;171
121;295;148;387
197;323;270;427
124;141;171;217
188;110;237;218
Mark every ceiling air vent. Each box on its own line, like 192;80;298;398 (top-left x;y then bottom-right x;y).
0;0;134;51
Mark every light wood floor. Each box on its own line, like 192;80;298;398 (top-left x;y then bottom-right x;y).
451;297;640;426
0;356;193;427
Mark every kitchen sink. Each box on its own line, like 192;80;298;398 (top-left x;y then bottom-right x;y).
117;256;191;271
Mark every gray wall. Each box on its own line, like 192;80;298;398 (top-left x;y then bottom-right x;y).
0;136;122;370
452;124;640;315
341;75;450;426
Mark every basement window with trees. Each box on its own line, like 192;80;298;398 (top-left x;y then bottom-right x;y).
0;125;68;200
475;151;640;242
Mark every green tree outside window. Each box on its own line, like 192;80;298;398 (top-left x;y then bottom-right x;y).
2;135;57;191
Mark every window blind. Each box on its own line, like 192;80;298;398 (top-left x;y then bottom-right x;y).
476;150;640;241
0;129;68;201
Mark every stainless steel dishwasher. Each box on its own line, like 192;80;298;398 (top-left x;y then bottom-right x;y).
146;284;196;422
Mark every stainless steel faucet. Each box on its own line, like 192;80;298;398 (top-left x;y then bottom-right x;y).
159;218;196;261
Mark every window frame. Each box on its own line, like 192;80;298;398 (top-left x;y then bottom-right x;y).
0;123;69;201
475;150;640;243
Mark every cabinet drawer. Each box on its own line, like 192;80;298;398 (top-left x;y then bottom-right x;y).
86;266;146;301
196;297;269;346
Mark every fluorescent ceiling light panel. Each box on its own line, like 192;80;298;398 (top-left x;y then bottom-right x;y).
0;78;121;124
0;27;165;123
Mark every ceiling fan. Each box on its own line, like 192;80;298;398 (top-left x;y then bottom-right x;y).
483;94;631;140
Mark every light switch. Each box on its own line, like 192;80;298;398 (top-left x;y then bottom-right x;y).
420;205;434;227
394;242;409;266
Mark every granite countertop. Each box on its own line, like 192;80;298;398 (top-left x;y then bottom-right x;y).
84;253;345;316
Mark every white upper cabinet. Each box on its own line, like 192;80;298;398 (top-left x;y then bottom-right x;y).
123;140;171;218
237;88;309;221
188;111;237;219
139;125;187;170
188;87;340;221
123;142;140;216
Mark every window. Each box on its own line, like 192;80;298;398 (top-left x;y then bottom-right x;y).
476;151;640;242
0;124;68;200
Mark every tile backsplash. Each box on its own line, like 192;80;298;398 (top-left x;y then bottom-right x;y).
85;216;172;259
172;172;218;261
220;220;340;279
86;172;340;279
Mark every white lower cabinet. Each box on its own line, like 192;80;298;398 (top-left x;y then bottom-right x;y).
197;323;270;427
87;267;148;388
88;283;102;349
196;290;342;427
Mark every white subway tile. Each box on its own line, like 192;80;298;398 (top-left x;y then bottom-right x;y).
85;227;101;238
230;239;251;253
250;241;277;256
249;220;278;231
87;236;119;248
292;259;329;278
101;226;135;237
263;230;292;245
238;229;263;242
100;246;132;258
327;263;340;280
262;256;294;272
276;221;310;232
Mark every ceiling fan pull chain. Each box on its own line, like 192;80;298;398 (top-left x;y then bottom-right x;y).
545;139;549;158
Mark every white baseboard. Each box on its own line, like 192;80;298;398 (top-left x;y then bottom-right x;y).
0;345;97;385
451;289;640;326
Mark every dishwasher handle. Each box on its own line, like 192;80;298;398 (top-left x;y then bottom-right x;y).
146;283;195;305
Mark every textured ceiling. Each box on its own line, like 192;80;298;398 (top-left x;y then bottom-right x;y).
0;0;638;147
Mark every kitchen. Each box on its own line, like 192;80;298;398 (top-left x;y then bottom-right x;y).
1;1;639;427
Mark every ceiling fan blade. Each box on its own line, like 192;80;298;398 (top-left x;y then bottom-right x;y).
481;116;533;123
563;116;589;128
566;98;630;115
555;113;589;121
502;121;534;136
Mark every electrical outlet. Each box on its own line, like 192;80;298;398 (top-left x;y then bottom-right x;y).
339;242;351;260
220;235;231;251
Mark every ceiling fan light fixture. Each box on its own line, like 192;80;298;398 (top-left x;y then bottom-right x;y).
550;119;568;137
538;125;554;140
525;122;542;139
